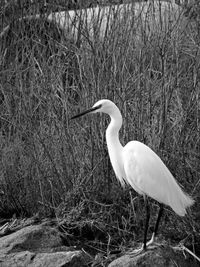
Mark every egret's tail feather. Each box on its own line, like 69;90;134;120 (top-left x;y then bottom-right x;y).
170;186;194;216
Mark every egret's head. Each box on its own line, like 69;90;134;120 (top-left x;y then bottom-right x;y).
71;99;116;119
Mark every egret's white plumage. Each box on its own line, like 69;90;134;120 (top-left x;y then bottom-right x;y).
72;99;194;251
123;141;193;216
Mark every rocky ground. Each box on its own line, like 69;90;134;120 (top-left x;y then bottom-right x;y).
0;218;199;267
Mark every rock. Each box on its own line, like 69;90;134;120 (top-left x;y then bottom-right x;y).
31;251;86;267
0;251;36;267
0;223;90;267
108;244;199;267
0;250;88;267
0;224;62;254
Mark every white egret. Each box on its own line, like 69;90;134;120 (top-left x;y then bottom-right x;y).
71;99;194;253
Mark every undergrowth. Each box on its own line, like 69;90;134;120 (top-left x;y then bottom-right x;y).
0;0;199;259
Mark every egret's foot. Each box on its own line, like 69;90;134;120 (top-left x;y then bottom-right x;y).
128;243;159;257
128;235;161;257
146;234;156;247
128;244;145;256
146;234;165;248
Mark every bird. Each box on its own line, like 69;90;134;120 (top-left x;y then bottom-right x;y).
71;99;194;253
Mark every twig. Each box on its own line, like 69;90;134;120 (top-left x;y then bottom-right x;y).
173;244;200;263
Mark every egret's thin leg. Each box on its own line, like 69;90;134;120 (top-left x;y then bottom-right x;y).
154;203;164;236
129;200;161;255
146;203;164;246
143;196;150;250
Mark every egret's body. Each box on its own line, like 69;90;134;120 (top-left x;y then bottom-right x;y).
112;138;191;216
71;99;194;252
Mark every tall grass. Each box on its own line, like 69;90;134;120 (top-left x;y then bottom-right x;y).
0;0;199;254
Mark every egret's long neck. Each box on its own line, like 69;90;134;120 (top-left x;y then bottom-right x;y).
105;107;125;185
106;109;123;150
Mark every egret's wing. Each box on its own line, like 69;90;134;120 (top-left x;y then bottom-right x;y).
123;141;167;200
123;141;193;215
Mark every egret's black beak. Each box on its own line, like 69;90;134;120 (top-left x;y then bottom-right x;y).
71;104;102;120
